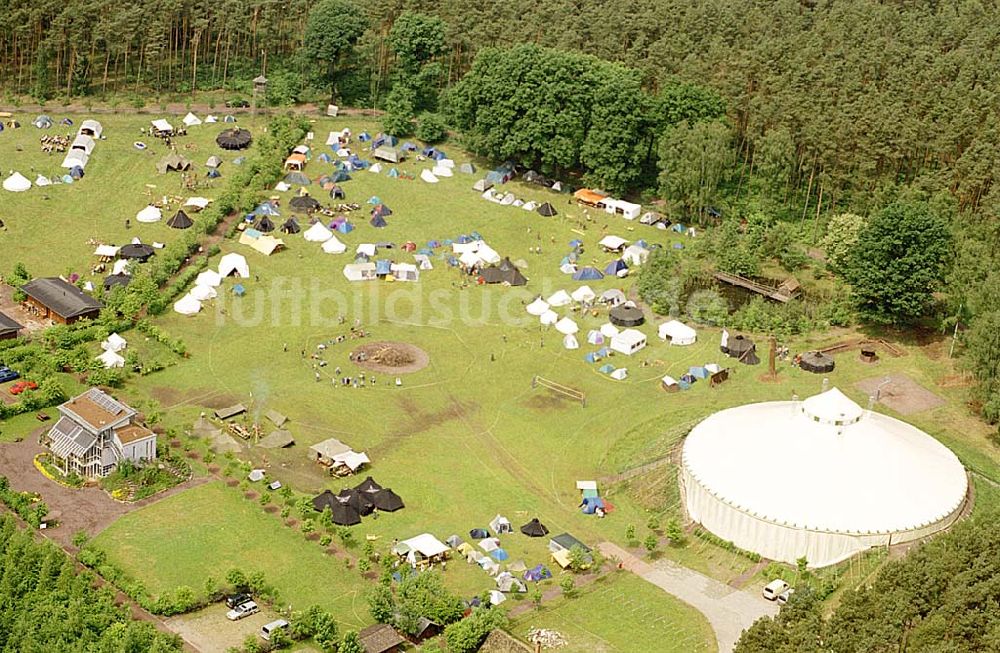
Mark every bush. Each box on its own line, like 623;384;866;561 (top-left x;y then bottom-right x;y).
414;112;447;143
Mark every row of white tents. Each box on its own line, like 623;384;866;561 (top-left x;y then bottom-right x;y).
174;253;249;315
3;119;104;192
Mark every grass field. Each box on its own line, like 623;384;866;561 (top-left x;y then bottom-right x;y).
511;572;717;652
7;110;1000;649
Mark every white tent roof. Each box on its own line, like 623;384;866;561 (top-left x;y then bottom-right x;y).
97;349;125;369
196;270;222;287
205;115;218;123
61;150;89;169
79;120;103;137
332;450;370;471
555;317;579;335
611;328;646;353
559;263;577;275
182;112;202;126
185;197;211;210
438;158;455;168
101;333;127;352
369;163;383;174
191;284;218;301
661;375;678;387
658;320;697;345
112;260;130;275
600;323;620;338
623;244;650;266
218;252;250;278
563;334;580;350
356;243;377;257
136;206;162;223
431;165;453;177
610;368;628;380
151;119;173;132
303;222;333;242
526;297;550;316
94;245;120;258
420;169;439;183
343;263;376;281
571;285;596;303
682;388;968;567
546;290;572;307
3;172;31;192
539;310;559;326
35;175;52;187
599;235;629;250
321;236;347;254
71;135;96;154
398;533;449;559
173;294;202;315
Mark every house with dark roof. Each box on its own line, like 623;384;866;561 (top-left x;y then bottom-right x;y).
359;623;405;653
21;277;103;324
0;312;23;340
41;388;156;478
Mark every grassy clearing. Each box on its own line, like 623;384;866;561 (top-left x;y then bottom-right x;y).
511;572;717;653
9;113;1000;647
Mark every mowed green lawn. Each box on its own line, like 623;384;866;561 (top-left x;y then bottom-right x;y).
512;572;717;653
93;480;374;627
32;114;1000;646
0;111;267;276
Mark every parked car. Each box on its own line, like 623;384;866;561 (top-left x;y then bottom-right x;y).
261;619;290;641
777;588;795;605
226;600;259;621
225;98;250;108
9;380;38;395
0;366;19;384
762;579;790;601
225;593;251;609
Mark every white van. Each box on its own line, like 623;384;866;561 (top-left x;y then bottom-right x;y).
777;588;795;605
260;619;290;641
762;579;790;601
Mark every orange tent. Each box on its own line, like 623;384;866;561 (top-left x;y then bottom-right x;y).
284;153;307;171
573;188;606;206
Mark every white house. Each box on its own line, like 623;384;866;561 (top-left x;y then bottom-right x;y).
42;388;156;478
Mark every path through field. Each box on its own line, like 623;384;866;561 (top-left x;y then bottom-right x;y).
598;542;778;652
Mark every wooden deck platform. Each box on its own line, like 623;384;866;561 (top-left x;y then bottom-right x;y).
713;271;800;303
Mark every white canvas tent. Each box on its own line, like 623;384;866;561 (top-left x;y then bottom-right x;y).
391;262;419;282
526;297;550;316
356;243;377;257
369;163;383;174
101;333;127;353
184;197;212;211
610;367;628;380
598;235;629;251
173;294;202;315
3;172;31;192
71;135;96;155
420;169;439;183
303;222;333;242
546;290;572;307
489;515;513;535
610;328;647;355
182;112;202;126
571;286;596;303
600;323;620;338
136;206;162;223
563;334;580;350
432;165;453;177
658;320;697;345
321;236;347;254
555;317;579;335
94;245;120;258
150;119;174;133
97;349;125;369
79;120;103;138
623;244;649;266
539;310;559;326
343;263;376;281
218;252;250;278
195;269;222;287
191;284;218;301
601;198;642;220
61;150;89;169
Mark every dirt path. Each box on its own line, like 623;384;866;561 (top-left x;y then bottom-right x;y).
597;542;778;653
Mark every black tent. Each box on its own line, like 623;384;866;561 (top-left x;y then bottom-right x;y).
312;489;339;512
329;185;345;200
498;258;527;286
354;476;383;494
799;351;835;374
290;195;321;212
216;128;252;150
372;488;405;512
280;218;301;234
330;502;362;526
520;518;549;537
725;335;760;365
166;210;193;230
469;528;489;539
119;244;155;261
103;273;131;291
255;216;275;233
480;266;506;284
337;488;375;516
537;202;558;217
609;305;645;327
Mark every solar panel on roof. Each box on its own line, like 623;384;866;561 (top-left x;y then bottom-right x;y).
86;389;126;415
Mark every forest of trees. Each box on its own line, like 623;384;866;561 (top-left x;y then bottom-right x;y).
735;509;1000;652
0;514;183;652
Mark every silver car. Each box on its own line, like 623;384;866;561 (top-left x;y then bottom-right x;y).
226;600;259;621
